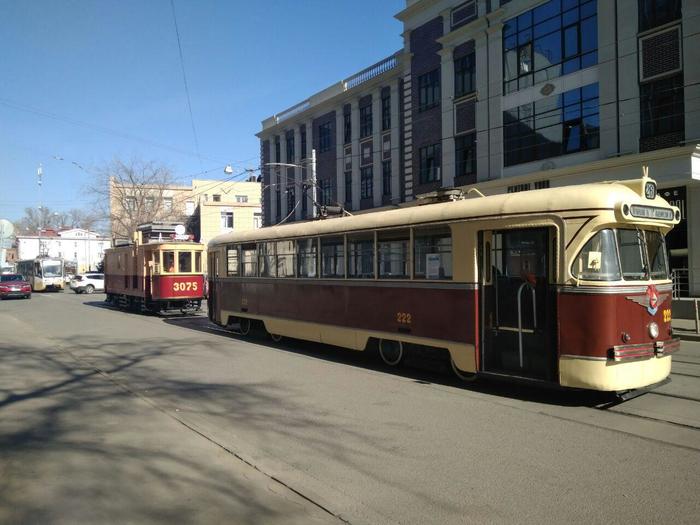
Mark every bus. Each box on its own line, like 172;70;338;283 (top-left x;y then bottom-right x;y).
206;176;681;394
16;257;65;291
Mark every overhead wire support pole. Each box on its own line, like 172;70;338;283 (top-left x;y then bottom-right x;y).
311;149;318;219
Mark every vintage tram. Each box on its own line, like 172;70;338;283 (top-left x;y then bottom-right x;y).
207;176;681;393
104;222;205;313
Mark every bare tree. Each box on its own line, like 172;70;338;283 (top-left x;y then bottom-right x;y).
14;207;99;234
87;158;186;240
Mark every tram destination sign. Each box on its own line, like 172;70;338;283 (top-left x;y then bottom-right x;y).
629;205;674;220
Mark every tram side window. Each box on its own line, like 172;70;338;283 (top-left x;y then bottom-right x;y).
297;238;318;278
321;237;345;278
194;252;201;273
179;252;192;273
227;245;239;276
378;230;409;279
163;252;175;273
276;240;296;278
572;229;620;281
348;235;374;279
414;227;452;279
617;229;647;281
646;230;669;280
241;244;257;276
258;242;276;277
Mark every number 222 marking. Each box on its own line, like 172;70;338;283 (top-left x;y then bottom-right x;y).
396;312;412;324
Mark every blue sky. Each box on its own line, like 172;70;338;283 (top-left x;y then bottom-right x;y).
0;0;405;221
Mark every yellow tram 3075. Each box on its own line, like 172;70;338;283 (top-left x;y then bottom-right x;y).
207;176;680;394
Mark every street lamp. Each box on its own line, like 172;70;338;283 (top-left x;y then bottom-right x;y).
264;148;318;220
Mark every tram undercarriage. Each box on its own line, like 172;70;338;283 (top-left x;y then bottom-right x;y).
106;293;202;314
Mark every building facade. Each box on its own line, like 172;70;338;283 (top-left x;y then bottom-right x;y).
258;0;700;294
16;228;111;273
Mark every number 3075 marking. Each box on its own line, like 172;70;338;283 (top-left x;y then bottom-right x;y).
173;281;198;292
396;312;412;324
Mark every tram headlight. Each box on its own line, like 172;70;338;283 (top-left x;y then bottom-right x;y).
648;322;659;339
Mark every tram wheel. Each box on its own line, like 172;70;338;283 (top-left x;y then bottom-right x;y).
450;357;477;382
378;339;404;366
239;317;252;336
270;333;283;343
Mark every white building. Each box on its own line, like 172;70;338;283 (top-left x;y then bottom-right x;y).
16;228;111;273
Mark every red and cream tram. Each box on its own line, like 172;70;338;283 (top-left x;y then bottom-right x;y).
104;222;205;313
207;176;680;393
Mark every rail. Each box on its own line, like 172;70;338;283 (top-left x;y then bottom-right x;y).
275;99;312;124
344;52;400;90
517;282;537;368
672;268;689;298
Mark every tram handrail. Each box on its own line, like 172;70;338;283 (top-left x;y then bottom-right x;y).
517;282;537;368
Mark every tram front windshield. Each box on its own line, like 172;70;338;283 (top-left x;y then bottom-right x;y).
573;228;669;282
42;261;63;277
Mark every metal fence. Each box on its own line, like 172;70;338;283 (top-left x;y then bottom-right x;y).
672;268;689;299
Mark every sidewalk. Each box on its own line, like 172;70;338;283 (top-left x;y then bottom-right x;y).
672;317;700;341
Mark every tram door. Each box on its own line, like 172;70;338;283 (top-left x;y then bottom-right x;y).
479;228;556;380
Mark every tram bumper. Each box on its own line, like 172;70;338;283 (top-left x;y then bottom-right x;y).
559;338;679;391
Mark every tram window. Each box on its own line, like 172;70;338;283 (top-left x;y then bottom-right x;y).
414;227;452;279
194;252;202;273
646;231;670;280
348;235;375;279
321;237;345;278
179;252;192;273
163;252;175;273
297;238;318;278
378;230;409;279
258;242;276;277
617;229;647;280
227;245;239;276
241;244;257;276
276;240;296;278
571;229;620;281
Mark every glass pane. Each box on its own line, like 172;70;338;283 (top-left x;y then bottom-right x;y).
258;243;276;277
227;247;238;276
378;232;409;279
321;237;344;278
572;229;620;281
646;231;670;280
195;252;201;273
297;238;318;278
564;25;579;58
178;252;192;273
163;252;175;273
414;227;452;279
276;240;295;278
617;229;648;280
241;245;257;276
348;237;374;278
534;0;561;22
581;16;597;53
534;31;562;71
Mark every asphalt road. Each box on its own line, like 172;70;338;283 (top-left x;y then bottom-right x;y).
1;291;699;524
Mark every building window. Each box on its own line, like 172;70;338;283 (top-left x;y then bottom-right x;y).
360;166;373;200
220;211;233;230
455;133;476;180
253;212;262;228
318;122;332;152
454;53;475;98
302;186;308;217
145;196;154;208
381;93;391;131
125;196;136;211
639;0;681;31
275;136;281;161
301;128;307;159
275;188;281;222
503;83;599;167
286;186;296;216
213;194;221;202
382;160;392;196
419;143;441;184
163;197;173;211
235;195;248;203
360;103;373;138
503;0;597;94
345;171;352;205
286;131;295;162
344;111;352;144
319;178;332;206
640;73;684;138
418;69;441;111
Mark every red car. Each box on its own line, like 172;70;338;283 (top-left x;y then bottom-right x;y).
0;274;32;300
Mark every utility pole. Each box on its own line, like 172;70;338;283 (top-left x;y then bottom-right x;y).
311;148;318;219
37;164;43;257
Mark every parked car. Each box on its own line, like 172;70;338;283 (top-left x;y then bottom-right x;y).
70;273;105;294
0;274;31;299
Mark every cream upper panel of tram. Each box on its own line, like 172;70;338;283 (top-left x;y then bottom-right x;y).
209;179;677;249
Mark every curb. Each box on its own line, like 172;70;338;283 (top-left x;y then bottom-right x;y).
675;331;700;342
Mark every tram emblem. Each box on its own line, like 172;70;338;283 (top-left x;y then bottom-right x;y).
626;284;668;316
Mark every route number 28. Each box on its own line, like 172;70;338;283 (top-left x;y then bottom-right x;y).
173;281;198;292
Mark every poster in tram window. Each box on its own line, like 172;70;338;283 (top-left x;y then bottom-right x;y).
426;253;441;279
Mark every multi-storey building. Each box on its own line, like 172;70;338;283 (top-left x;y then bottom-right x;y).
16;228;111;273
258;0;700;294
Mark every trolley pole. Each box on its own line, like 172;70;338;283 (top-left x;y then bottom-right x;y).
311;148;318;219
37;164;43;257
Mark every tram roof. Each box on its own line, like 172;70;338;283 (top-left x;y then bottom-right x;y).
209;178;676;247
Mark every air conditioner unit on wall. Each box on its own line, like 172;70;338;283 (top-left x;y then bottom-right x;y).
639;25;683;82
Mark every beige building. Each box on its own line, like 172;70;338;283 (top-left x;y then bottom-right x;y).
190;179;262;245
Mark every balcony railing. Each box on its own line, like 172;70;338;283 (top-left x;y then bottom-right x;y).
275;99;312;124
344;52;400;90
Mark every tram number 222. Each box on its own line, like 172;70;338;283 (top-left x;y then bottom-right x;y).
396;312;412;324
173;281;199;292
